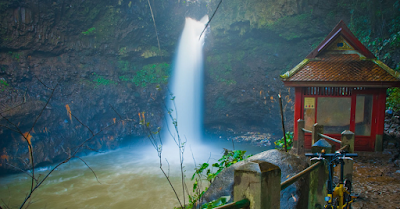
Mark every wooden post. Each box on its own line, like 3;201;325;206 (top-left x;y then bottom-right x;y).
375;134;383;152
296;119;305;155
234;160;281;209
278;94;287;152
341;130;354;182
308;139;331;209
312;123;324;145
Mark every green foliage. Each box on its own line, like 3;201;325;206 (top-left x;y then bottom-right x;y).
274;132;294;151
387;88;400;110
90;6;120;42
117;60;133;71
0;79;9;91
214;97;226;109
141;46;169;58
119;75;130;82
8;51;20;61
266;11;322;41
200;196;230;209
206;0;300;33
207;52;242;85
92;73;116;88
132;63;170;87
119;47;127;57
82;27;96;35
189;149;252;208
340;0;400;63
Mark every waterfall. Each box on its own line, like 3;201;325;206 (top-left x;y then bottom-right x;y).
164;16;208;148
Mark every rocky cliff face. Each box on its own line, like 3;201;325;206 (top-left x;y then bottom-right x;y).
0;0;193;172
1;0;399;173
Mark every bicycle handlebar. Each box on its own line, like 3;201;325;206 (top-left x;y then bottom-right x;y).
305;153;358;158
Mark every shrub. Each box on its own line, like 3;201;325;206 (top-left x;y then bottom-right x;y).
387;87;400;110
274;131;293;150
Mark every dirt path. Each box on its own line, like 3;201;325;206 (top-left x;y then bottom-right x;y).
352;151;400;209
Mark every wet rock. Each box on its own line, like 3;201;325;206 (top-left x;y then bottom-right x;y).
201;149;308;209
395;159;400;167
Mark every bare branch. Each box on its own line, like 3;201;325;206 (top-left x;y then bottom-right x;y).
34;75;53;90
5;163;37;182
109;104;122;120
26;83;59;193
84;146;105;153
199;0;223;40
0;88;28;115
0;124;20;133
76;156;101;184
18;118;133;209
1;198;11;209
69;112;94;136
28;83;58;135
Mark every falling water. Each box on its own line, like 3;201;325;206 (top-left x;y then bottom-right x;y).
164;16;208;146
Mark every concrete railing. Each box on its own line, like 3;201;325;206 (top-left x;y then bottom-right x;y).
226;123;355;209
294;120;355;154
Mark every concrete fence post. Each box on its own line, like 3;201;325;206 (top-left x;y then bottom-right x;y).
234;160;281;209
341;130;355;182
341;130;354;153
308;139;331;209
296;119;305;156
312;123;324;145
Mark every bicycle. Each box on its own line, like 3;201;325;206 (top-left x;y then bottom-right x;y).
305;150;358;209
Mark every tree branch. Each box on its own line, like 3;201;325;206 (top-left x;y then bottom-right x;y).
0;88;28;115
69;111;94;136
109;104;122;120
5;163;37;182
76;156;101;184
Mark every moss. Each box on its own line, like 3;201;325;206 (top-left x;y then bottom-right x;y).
141;46;169;58
266;11;321;41
117;60;132;71
132;63;170;87
90;6;121;42
82;27;96;35
91;73;116;88
119;75;130;82
0;79;9;91
8;51;20;61
207;52;244;85
119;47;127;57
207;0;297;34
214;96;226;109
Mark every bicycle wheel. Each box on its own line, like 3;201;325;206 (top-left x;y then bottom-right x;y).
344;179;353;209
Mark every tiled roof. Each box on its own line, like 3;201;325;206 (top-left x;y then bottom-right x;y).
286;54;399;82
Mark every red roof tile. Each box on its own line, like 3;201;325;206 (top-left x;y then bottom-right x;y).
287;54;398;82
281;20;400;87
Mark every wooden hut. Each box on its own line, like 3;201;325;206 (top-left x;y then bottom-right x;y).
280;20;400;151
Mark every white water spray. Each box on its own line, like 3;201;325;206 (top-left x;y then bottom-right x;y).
164;16;208;148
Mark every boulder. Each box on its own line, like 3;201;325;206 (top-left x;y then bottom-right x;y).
201;149;309;209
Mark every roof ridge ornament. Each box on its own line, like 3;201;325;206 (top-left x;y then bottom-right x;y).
280;20;399;87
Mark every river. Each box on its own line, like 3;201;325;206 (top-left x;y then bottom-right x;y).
0;138;269;209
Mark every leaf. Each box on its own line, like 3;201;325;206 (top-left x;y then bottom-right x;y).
193;179;198;192
199;163;209;172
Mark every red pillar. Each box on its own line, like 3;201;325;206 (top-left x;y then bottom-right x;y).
293;87;303;141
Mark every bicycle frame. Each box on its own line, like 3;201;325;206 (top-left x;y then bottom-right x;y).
305;151;358;209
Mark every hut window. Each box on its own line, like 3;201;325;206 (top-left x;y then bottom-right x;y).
303;97;315;130
355;95;373;136
317;97;351;134
337;43;344;47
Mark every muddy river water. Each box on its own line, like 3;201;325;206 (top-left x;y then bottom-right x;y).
0;139;268;209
